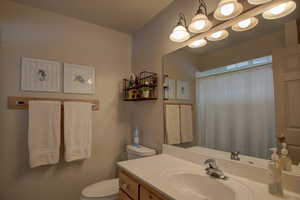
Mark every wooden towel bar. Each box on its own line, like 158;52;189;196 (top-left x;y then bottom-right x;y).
7;96;100;111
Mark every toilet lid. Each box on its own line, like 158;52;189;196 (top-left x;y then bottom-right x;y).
82;178;119;198
126;145;156;156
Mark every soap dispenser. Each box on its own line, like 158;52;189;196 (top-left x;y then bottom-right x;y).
132;127;140;147
280;143;292;172
268;148;283;196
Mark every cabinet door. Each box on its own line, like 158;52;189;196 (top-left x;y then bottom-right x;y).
119;190;132;200
140;186;162;200
273;45;300;164
119;171;139;200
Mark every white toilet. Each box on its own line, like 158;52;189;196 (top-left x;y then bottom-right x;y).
80;145;156;200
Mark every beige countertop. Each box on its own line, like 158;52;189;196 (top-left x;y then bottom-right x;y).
187;146;300;176
118;154;300;200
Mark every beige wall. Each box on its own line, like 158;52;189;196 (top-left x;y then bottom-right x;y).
0;1;131;200
163;49;199;147
163;49;198;104
163;49;198;81
298;22;300;41
131;1;198;151
196;29;285;71
130;0;224;150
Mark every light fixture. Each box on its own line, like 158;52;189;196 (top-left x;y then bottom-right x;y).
214;0;243;21
188;39;208;48
232;17;259;31
248;0;271;5
168;0;298;53
263;1;296;20
169;13;190;42
188;0;212;33
207;30;229;41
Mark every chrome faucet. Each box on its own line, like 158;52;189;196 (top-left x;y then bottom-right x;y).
231;151;240;161
204;159;226;180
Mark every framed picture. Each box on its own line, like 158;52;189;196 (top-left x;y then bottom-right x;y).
64;63;95;94
176;80;191;100
166;78;176;99
21;57;61;92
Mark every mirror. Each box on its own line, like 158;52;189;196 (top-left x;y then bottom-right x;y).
162;4;300;175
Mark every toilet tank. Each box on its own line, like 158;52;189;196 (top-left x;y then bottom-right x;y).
126;145;156;160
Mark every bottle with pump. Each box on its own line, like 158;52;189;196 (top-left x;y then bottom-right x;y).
280;143;292;172
132;127;140;147
268;148;283;196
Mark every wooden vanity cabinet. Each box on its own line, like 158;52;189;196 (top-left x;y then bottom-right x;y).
119;170;168;200
120;190;133;200
139;186;162;200
119;170;139;200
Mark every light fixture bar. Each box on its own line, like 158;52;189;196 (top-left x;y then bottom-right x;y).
188;0;292;43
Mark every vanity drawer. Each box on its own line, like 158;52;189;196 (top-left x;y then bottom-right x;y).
119;171;139;200
119;189;132;200
140;186;162;200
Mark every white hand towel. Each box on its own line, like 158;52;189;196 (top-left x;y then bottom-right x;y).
28;101;61;168
180;105;194;143
64;102;92;162
165;105;181;145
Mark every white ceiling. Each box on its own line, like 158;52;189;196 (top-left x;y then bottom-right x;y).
11;0;174;33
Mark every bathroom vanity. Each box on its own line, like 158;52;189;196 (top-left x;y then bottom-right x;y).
117;145;300;200
119;170;168;200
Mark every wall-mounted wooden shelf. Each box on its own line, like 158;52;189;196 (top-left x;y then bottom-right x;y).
124;84;157;91
123;71;158;102
123;97;158;101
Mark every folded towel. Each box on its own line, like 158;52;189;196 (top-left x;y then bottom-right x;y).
28;101;61;168
64;102;92;162
165;105;181;145
180;105;194;143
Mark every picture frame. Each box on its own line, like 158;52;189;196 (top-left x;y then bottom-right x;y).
21;57;61;92
64;63;95;94
166;78;176;99
176;80;191;100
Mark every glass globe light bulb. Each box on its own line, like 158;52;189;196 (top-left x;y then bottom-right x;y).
188;39;207;48
238;18;251;28
169;25;190;42
211;31;223;39
270;3;287;15
193;20;206;30
220;3;235;16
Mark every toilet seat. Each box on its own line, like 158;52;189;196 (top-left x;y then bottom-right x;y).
80;145;156;200
81;178;119;200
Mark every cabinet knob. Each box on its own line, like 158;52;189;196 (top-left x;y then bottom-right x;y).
122;183;128;190
149;194;153;199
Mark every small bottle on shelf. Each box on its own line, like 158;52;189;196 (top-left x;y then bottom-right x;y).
280;143;292;172
268;148;284;196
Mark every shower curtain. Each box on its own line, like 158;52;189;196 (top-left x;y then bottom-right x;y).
196;65;276;159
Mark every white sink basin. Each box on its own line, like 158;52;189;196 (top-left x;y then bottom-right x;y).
167;172;253;200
